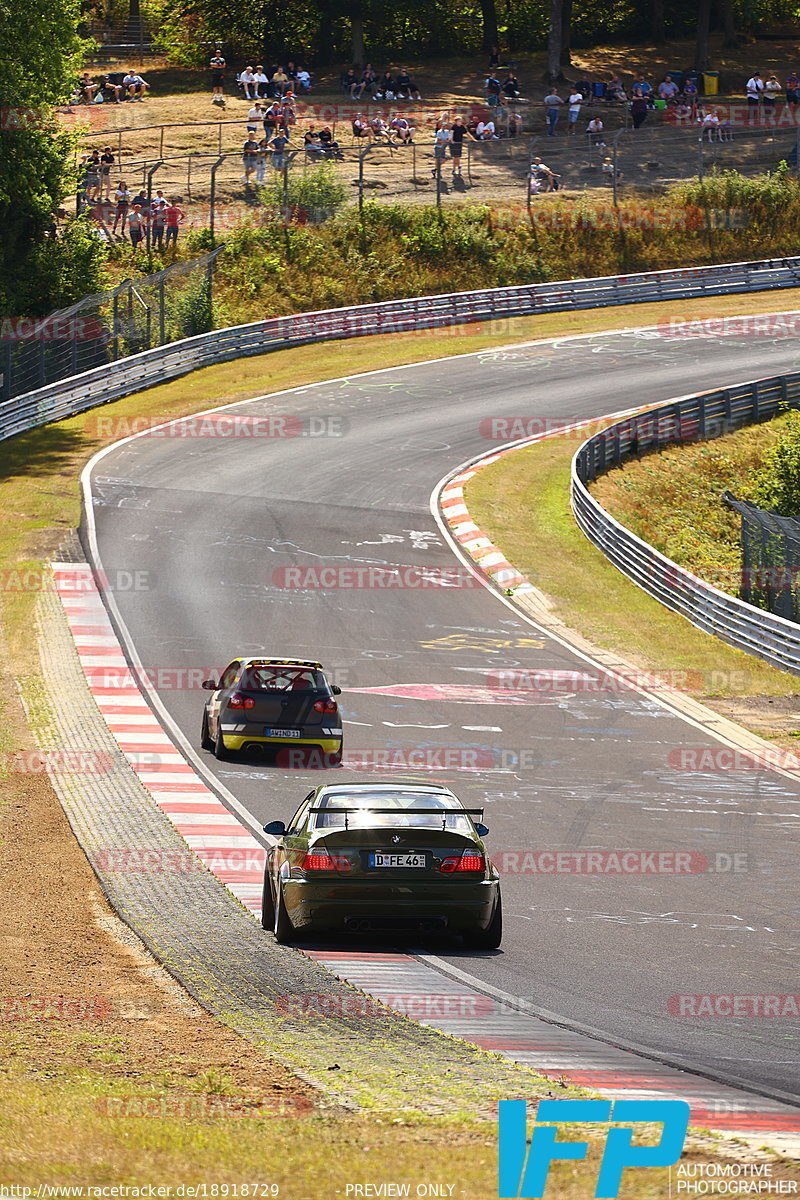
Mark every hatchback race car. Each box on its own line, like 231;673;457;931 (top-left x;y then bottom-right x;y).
260;781;502;949
201;657;343;762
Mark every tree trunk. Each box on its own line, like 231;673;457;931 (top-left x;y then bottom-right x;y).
559;0;572;67
694;0;712;72
650;0;665;43
720;0;737;46
350;7;365;68
480;0;499;53
546;0;563;82
315;0;335;64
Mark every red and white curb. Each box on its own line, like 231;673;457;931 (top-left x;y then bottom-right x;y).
51;556;800;1143
53;561;265;917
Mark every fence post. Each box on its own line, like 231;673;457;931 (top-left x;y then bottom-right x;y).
145;160;164;255
209;155;225;245
1;342;11;403
158;276;166;345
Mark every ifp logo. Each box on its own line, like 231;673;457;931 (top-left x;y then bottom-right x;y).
498;1099;690;1198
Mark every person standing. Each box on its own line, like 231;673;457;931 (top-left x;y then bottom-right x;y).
164;199;185;248
785;70;799;106
99;146;115;197
242;134;259;183
209;49;226;105
450;115;467;175
112;181;131;238
746;72;764;107
764;73;781;108
269;130;290;172
567;88;582;134
631;92;648;129
543;89;563;136
151;200;166;250
127;204;144;251
432;123;450;177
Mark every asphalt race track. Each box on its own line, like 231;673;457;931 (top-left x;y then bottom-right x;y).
86;325;800;1100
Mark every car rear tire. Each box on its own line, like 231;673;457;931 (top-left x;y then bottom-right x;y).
213;725;229;761
465;896;502;950
260;871;275;930
201;712;214;751
273;883;296;945
327;743;343;767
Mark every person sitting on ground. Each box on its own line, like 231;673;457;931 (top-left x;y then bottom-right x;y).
79;73;99;104
374;69;396;100
485;72;502;99
303;125;325;155
317;126;341;158
698;107;720;139
370;114;391;140
475;115;498;139
586;116;605;146
502;72;521;100
123;70;149;101
252;65;269;98
272;65;289;96
239;66;256;99
395;67;421;99
296;67;312;92
360;63;377;97
606;74;627;102
466;111;481;139
99;75;123;103
342;67;359;95
657;74;679;103
390;114;414;143
673;98;692;122
682;75;698;102
632;74;653;102
352;113;370;138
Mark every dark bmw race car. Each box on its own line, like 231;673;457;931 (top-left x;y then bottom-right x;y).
201;657;343;763
260;782;502;949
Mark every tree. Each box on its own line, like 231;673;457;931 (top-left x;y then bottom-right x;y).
0;0;105;318
650;0;665;43
694;0;712;71
560;0;573;67
546;0;564;82
480;0;499;53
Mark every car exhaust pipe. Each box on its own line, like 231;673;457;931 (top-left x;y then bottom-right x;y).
345;918;371;931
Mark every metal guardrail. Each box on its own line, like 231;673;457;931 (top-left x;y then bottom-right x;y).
572;372;800;675
4;253;800;447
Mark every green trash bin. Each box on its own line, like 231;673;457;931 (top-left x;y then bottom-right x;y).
654;98;667;111
703;71;719;95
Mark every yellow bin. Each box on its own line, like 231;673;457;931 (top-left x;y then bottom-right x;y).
703;71;719;95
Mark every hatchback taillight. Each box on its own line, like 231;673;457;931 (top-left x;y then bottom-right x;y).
313;698;338;714
301;850;351;872
228;692;255;710
439;852;485;873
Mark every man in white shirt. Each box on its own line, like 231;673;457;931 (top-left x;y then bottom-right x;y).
567;90;582;134
239;66;256;100
247;103;262;129
475;118;498;139
253;67;269;98
586;116;605;146
123;71;149;101
296;68;311;92
746;72;764;105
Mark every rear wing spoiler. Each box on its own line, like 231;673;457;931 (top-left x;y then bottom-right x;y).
309;806;484;829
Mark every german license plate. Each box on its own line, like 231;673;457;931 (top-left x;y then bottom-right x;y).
265;728;301;738
369;853;427;868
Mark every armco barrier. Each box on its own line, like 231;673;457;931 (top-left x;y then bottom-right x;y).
3;254;800;445
571;372;800;675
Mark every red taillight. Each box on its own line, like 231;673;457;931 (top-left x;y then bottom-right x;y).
301;850;351;872
439;852;485;873
229;692;255;710
313;698;338;714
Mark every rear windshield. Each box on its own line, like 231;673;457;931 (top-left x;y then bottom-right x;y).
239;666;327;692
311;791;473;832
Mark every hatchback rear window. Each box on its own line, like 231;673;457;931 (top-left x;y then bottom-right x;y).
239;667;327;692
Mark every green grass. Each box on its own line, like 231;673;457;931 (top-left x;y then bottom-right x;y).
466;430;797;698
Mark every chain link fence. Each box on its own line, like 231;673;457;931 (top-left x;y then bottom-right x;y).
724;492;800;622
0;250;223;402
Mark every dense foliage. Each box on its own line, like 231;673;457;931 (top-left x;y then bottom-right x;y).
0;0;106;318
